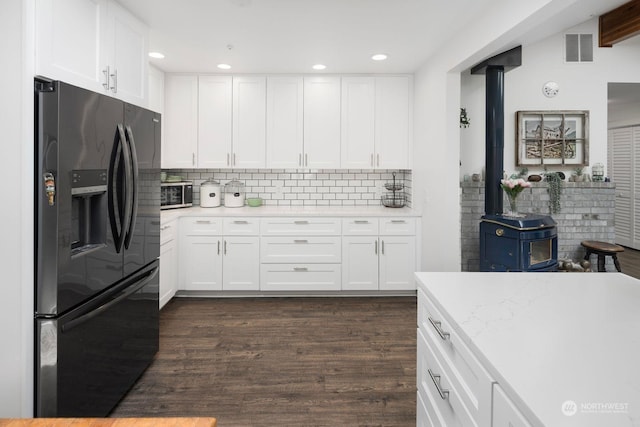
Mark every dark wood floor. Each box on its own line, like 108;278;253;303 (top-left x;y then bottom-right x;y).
619;246;640;280
111;297;417;426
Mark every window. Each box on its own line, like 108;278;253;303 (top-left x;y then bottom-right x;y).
565;34;593;62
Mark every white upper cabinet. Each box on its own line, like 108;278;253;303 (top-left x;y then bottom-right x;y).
375;76;411;169
35;0;148;106
102;0;148;106
340;76;411;169
163;75;198;168
266;76;304;168
341;77;375;168
199;76;233;168
148;66;164;114
35;0;107;93
233;76;266;168
304;76;341;169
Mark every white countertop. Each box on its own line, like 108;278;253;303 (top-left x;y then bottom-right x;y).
415;272;640;427
161;205;420;223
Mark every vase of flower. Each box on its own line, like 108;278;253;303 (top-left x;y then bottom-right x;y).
500;178;531;217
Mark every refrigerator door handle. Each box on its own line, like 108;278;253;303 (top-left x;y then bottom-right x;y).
61;266;159;333
108;126;125;252
119;124;133;251
123;125;139;249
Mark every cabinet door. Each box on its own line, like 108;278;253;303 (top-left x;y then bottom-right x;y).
180;235;223;291
303;76;341;168
266;76;304;168
105;0;148;106
379;236;416;290
375;76;411;169
232;76;266;168
199;76;233;168
163;75;198;168
35;0;108;94
342;237;379;290
223;237;260;291
159;238;177;309
341;77;375;169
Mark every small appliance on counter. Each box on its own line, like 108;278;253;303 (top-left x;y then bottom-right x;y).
161;181;193;210
200;178;221;207
224;179;246;207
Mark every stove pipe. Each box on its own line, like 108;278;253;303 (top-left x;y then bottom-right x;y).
470;46;522;215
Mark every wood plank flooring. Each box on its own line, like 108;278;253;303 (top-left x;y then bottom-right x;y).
619;246;640;280
111;297;417;426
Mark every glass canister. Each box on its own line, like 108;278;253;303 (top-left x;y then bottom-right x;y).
592;163;604;181
200;178;221;207
223;179;246;207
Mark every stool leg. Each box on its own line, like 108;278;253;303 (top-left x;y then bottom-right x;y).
584;249;591;261
613;255;622;272
597;254;605;272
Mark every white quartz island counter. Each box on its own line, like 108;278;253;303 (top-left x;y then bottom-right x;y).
415;272;640;427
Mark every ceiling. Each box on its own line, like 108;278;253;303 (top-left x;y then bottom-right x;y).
118;0;632;74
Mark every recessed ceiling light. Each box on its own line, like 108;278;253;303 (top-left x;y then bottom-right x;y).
371;54;388;61
312;64;326;70
217;63;232;70
148;52;165;59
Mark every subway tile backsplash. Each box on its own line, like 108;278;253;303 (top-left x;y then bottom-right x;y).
163;169;412;207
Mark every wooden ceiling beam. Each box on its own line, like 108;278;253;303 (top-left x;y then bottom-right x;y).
599;0;640;47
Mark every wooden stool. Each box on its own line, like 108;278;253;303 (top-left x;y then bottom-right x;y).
581;240;624;272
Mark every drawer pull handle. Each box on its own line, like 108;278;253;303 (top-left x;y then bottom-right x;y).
217;240;220;255
391;220;406;224
294;220;309;225
375;240;378;255
294;239;308;243
293;267;308;272
354;220;369;224
428;317;450;340
160;225;171;231
224;240;227;255
234;220;249;224
196;220;212;224
428;369;449;400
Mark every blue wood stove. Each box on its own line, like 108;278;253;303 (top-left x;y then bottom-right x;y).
480;214;558;272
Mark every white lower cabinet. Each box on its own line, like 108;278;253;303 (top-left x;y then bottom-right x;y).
260;264;341;291
492;384;533;427
179;217;260;291
159;219;178;308
342;237;379;290
379;236;416;290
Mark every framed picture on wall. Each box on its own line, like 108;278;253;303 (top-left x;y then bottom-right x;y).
516;110;589;166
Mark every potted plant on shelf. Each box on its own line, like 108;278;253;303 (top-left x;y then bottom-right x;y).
573;167;584;182
543;170;562;214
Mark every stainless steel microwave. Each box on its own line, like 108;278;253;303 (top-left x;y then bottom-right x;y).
161;181;193;210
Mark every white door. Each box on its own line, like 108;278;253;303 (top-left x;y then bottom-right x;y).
342;237;379;290
159;238;177;309
303;76;341;168
223;237;260;291
266;76;304;168
341;77;375;169
199;76;233;168
379;236;416;290
105;0;148;106
35;0;107;94
180;235;223;291
163;75;198;168
233;76;266;168
375;76;411;169
610;127;634;247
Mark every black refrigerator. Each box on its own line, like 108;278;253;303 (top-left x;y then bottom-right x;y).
34;79;161;417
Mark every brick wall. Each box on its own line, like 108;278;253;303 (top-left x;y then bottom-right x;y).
461;181;616;271
164;168;412;207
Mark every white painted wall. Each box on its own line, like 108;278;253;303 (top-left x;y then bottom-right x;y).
0;0;35;417
460;18;640;180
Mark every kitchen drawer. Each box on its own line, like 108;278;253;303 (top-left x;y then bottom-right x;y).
379;217;416;235
181;217;222;235
260;263;341;291
493;384;533;427
260;218;341;236
223;217;260;235
341;218;379;235
418;289;493;426
160;219;177;245
417;328;478;427
261;237;341;263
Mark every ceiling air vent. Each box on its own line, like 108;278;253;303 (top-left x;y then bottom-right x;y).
565;34;593;62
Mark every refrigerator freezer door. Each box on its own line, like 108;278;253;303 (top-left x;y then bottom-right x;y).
35;260;159;417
